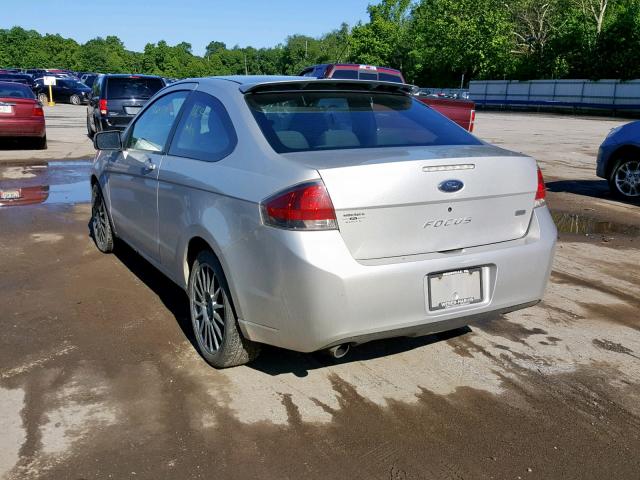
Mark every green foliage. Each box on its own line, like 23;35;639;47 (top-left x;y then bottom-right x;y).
1;0;639;86
350;0;413;74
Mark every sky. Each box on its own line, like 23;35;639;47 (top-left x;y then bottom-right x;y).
3;0;372;56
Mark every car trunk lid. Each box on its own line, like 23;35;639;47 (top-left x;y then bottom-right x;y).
0;97;38;118
283;145;538;260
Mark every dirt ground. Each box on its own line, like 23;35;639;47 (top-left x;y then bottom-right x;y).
0;109;639;480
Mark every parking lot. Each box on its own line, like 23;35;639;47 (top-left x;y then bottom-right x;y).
1;106;639;479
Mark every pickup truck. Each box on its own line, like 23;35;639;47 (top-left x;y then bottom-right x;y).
299;64;476;132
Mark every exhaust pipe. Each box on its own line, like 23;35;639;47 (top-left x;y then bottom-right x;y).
326;343;350;359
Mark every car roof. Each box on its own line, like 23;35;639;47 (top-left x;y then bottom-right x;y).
210;75;309;85
101;74;164;79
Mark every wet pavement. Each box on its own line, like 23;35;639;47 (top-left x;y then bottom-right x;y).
1;114;640;479
0;161;91;207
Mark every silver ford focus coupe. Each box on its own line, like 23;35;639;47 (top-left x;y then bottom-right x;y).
90;76;556;368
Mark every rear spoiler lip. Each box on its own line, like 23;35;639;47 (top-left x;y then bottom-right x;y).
240;79;420;95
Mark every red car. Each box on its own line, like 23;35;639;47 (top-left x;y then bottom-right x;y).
0;185;50;207
299;64;476;132
416;96;476;132
0;81;47;149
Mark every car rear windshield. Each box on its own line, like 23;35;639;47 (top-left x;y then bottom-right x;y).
246;91;481;153
0;83;34;98
329;69;403;83
331;69;358;80
106;77;164;99
0;74;30;81
378;72;403;83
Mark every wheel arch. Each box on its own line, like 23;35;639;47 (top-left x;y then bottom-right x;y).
182;232;245;320
606;144;640;179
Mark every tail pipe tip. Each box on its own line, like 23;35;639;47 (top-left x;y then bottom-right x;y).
325;343;350;359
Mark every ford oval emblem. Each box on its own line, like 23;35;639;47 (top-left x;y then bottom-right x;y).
438;179;464;193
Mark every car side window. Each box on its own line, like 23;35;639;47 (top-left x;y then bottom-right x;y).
93;77;101;97
125;91;189;153
168;91;237;162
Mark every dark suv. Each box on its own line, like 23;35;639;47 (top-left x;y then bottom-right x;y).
87;74;165;136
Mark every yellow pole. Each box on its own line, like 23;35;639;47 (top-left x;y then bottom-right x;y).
48;84;55;106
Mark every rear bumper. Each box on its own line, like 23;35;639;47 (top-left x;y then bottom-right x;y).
0;118;46;137
234;206;557;352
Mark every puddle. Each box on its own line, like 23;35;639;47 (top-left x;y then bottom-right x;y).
552;211;640;237
0;161;91;207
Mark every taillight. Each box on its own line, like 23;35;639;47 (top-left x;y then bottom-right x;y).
468;109;476;132
535;166;546;207
33;103;44;117
99;99;108;115
261;181;338;230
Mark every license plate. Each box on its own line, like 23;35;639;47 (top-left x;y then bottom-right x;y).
124;106;141;115
428;267;483;311
0;105;13;114
0;189;21;200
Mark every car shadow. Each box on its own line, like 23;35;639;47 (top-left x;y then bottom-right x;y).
248;327;472;378
546;179;639;206
108;239;197;350
0;138;39;150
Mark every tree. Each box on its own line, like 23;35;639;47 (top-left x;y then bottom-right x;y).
205;41;227;58
350;0;413;77
411;0;516;85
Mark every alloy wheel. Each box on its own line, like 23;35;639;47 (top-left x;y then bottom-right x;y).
92;194;109;249
614;160;640;197
191;263;226;354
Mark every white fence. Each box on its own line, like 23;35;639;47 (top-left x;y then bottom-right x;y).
469;79;640;112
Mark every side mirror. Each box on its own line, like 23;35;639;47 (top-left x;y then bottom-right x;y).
94;130;122;151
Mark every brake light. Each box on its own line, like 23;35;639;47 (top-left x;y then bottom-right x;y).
261;181;338;230
99;99;108;115
535;166;546;207
468;109;476;132
33;103;44;117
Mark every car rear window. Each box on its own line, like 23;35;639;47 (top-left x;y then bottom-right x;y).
330;69;358;80
106;77;164;99
246;91;481;153
0;83;34;98
378;72;403;83
0;74;30;82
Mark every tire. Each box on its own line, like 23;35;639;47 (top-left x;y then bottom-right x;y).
608;157;640;199
70;94;81;105
91;183;114;253
87;115;94;138
38;93;49;104
34;135;47;150
188;250;259;368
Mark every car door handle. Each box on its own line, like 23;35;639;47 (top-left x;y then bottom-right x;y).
143;161;157;173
